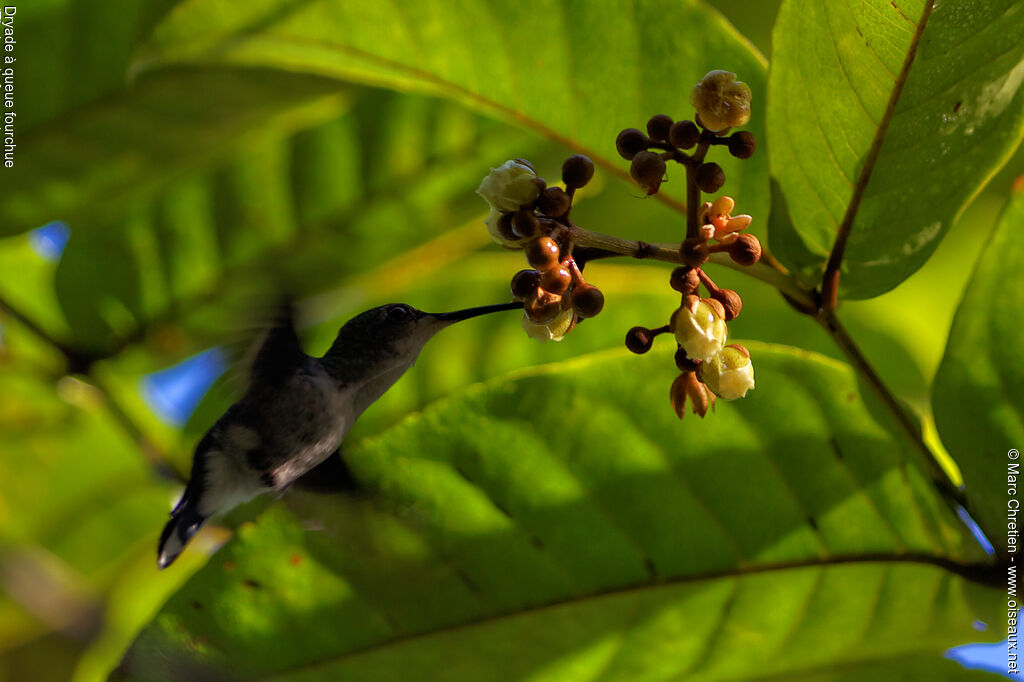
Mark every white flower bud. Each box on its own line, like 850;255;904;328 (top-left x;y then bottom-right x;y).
521;309;574;342
671;299;727;361
691;70;752;132
700;345;754;400
477;160;541;213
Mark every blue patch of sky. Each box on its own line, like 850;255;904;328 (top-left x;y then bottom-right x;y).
141;347;228;426
29;221;70;261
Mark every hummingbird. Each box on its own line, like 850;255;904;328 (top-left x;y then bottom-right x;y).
157;299;522;568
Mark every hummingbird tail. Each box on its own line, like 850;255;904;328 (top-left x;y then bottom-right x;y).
157;489;207;569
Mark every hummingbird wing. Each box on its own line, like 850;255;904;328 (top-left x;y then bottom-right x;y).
248;298;307;387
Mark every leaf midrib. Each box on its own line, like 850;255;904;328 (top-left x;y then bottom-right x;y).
259;552;998;679
825;0;935;276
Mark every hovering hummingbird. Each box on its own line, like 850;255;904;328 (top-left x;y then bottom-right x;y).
157;299;522;568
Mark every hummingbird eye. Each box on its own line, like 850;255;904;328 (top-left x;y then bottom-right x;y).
388;304;412;320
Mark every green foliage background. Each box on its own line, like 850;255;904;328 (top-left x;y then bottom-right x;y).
0;0;1021;680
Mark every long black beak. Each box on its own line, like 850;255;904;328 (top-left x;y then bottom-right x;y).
432;301;523;323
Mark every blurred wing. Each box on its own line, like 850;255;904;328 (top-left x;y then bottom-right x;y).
249;298;307;386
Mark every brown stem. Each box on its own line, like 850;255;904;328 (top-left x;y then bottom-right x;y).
568;225;816;310
819;1;934;311
815;307;965;510
684;140;711;240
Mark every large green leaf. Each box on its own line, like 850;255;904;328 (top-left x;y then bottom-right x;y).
119;345;994;680
48;89;549;353
0;67;350;235
933;188;1024;556
131;0;771;223
768;0;1024;299
12;0;178;131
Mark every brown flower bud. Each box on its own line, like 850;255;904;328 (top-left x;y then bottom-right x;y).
669;120;701;150
669;266;700;295
561;154;595;189
728;131;756;159
625;326;655;354
525;288;562;324
711;288;743;321
496;212;519;241
729;233;762;266
630;151;666;195
526;236;560;270
538;186;571;217
674;346;699;373
540;266;572;295
616;128;649;160
510;269;541;300
512;209;540;239
695;162;725;194
646;114;674;142
572;284;605;318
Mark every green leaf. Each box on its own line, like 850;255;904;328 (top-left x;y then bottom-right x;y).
119;345;993;680
768;0;1024;299
933;188;1024;555
11;0;178;132
0;68;350;236
48;89;548;353
132;0;771;223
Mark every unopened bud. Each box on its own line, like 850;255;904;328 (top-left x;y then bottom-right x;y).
646;114;674;142
695;162;726;194
728;131;756;159
526;236;560;270
512;209;540;239
729;233;762;266
538;186;571;217
616;128;649;160
630;151;666;195
669;120;701;149
711;288;743;321
510;269;541;300
625;326;654;354
669;266;700;295
562;155;595;189
485;209;524;246
572;284;605;318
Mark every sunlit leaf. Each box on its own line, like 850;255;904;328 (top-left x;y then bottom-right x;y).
119;345;994;679
132;0;771;222
768;0;1024;299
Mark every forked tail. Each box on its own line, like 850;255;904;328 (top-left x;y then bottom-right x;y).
157;487;207;569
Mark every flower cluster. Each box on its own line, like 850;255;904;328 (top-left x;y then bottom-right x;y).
618;70;760;418
477;156;605;341
478;69;761;419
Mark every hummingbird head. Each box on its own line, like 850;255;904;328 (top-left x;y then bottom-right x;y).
323;301;522;384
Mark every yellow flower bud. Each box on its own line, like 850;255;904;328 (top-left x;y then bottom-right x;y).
521;309;575;342
691;70;752;132
671;299;727;361
700;344;754;400
477;160;541;213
